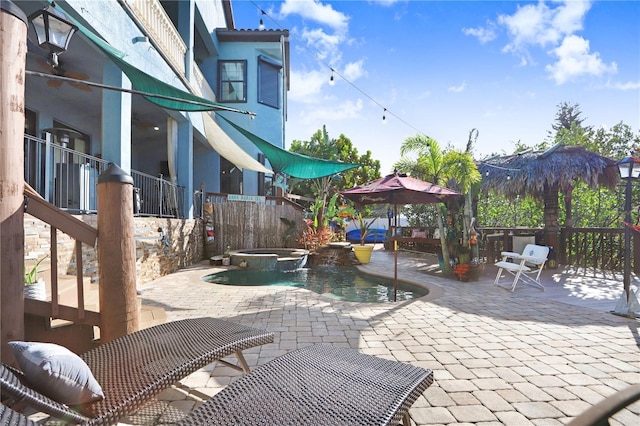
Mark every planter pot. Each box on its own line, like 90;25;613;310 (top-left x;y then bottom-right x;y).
24;278;46;301
454;263;485;282
353;245;374;264
222;257;230;266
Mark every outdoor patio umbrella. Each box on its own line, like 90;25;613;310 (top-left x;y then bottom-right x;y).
341;171;459;300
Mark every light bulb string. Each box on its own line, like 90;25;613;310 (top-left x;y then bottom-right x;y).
249;1;431;139
479;162;522;173
326;66;425;136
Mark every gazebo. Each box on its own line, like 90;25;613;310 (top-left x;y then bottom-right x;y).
477;143;619;249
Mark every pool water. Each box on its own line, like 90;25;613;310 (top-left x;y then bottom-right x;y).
203;266;428;303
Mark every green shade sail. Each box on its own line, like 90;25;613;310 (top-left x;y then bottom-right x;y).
218;115;362;179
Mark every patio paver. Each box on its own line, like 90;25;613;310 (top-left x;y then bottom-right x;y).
122;248;639;425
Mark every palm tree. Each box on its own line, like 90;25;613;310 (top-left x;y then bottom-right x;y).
396;136;451;273
448;129;482;249
396;134;481;274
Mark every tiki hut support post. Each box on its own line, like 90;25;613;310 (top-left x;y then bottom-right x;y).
0;1;28;366
97;163;140;343
543;183;560;250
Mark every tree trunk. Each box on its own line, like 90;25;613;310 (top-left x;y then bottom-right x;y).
564;185;573;228
437;204;452;274
543;183;560;249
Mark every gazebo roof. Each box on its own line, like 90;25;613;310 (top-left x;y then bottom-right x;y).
478;143;619;199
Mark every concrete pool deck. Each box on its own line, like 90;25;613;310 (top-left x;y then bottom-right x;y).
124;247;640;425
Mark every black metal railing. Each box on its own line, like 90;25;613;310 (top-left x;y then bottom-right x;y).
131;171;184;218
24;135;184;218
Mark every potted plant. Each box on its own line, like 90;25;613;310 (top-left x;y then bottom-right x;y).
352;213;376;264
222;245;231;266
24;255;48;300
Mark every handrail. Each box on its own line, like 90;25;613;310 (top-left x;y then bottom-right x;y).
23;184;97;246
23;184;98;324
25;134;184;218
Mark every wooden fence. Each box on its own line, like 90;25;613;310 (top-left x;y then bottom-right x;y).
204;200;306;257
480;227;638;273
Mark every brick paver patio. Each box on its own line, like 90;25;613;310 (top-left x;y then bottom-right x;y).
124;248;640;425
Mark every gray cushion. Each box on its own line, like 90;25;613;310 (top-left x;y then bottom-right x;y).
8;341;104;405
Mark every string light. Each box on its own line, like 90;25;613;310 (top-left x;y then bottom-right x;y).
259;10;266;30
382;108;387;123
249;1;429;135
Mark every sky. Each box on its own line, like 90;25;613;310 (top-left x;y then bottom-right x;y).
232;0;640;175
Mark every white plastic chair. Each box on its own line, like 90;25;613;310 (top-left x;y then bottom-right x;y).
494;244;549;291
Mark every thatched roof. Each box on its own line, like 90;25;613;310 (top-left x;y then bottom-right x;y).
478;143;619;199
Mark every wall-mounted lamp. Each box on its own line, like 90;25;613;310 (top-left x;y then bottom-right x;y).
43;127;82;147
28;2;78;68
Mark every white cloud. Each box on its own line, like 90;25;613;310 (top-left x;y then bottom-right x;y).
280;1;355;71
280;0;349;32
296;98;364;125
605;80;640;91
463;22;497;44
300;27;344;61
499;0;591;53
448;82;466;93
342;59;367;81
546;35;617;84
288;69;328;103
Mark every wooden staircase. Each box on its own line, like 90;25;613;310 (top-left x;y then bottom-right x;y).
23;185;166;352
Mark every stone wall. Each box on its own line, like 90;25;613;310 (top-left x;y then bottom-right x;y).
24;215;204;286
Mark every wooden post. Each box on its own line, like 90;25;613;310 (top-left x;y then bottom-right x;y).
0;1;27;365
634;231;639;276
97;163;139;343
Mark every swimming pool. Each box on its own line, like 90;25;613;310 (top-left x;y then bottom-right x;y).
203;266;428;303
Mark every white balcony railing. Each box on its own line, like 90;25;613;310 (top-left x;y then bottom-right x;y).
125;0;187;75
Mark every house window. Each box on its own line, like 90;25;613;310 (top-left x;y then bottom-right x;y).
258;55;281;108
218;60;247;102
25;109;36;136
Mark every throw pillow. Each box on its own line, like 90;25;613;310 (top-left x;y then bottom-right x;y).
8;341;104;406
411;230;427;239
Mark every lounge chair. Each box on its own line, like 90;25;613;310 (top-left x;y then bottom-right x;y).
1;317;274;425
567;383;640;426
178;344;434;426
0;402;37;425
494;243;549;291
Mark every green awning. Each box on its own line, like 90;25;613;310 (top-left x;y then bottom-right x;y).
218;115;362;179
57;2;251;114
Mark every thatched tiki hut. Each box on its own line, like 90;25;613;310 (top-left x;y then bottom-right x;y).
478;143;619;249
